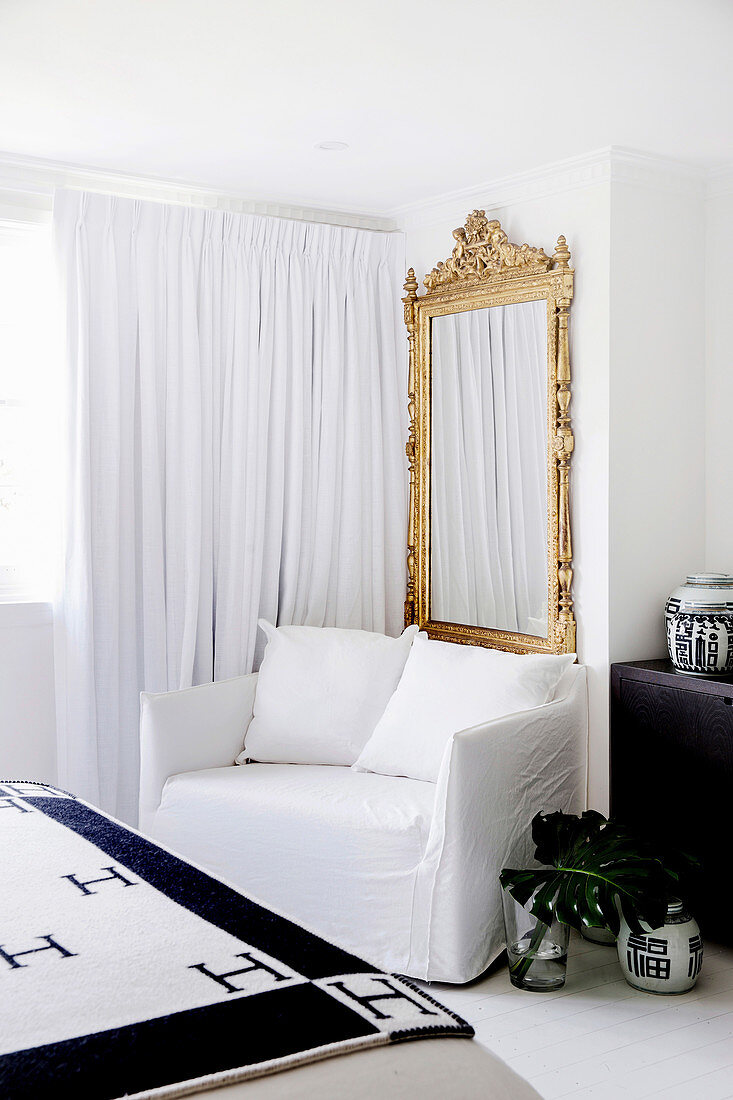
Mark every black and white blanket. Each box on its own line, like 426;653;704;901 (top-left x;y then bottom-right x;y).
0;781;472;1099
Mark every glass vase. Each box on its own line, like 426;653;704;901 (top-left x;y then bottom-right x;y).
501;885;569;992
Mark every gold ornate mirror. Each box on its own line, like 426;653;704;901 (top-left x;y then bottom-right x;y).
403;211;575;654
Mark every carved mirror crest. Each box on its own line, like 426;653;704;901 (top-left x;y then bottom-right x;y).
403;211;575;655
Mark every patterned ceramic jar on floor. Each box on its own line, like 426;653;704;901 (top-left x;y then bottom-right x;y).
617;900;703;995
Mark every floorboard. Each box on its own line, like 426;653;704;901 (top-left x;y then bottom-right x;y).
416;933;733;1099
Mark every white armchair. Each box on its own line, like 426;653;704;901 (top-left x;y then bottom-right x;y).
139;666;587;984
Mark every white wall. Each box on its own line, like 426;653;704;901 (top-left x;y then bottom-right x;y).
609;174;706;664
403;170;613;810
0;604;57;783
705;181;733;574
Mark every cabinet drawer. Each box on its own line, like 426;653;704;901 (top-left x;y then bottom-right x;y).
618;679;733;769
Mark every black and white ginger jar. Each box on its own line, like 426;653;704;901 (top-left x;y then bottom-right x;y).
665;573;733;676
617;900;703;995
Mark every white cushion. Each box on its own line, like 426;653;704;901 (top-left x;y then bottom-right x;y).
240;620;419;766
354;635;576;782
151;763;434;974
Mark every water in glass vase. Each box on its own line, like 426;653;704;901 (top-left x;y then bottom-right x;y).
507;928;568;991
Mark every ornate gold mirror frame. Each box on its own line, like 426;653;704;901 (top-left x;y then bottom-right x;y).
403;211;575;655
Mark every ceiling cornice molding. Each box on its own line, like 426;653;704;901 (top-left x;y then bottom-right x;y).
0;148;729;235
390;147;713;230
608;147;707;195
390;149;615;231
0;152;399;232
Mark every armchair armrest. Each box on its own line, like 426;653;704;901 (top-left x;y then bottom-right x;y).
412;666;587;983
138;673;258;832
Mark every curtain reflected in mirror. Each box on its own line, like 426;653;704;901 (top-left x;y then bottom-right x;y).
430;300;548;637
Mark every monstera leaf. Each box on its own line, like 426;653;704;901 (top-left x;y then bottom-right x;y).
500;810;677;936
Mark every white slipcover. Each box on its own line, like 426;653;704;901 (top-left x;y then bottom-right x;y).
152;764;434;975
140;665;587;983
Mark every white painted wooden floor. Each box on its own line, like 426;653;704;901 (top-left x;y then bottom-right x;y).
417;932;733;1099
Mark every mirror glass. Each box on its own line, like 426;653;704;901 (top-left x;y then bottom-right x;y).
430;299;549;637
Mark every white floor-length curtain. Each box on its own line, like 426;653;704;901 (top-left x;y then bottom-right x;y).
52;190;407;823
431;300;547;635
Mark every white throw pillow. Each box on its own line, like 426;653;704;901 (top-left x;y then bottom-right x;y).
240;620;420;766
353;634;576;782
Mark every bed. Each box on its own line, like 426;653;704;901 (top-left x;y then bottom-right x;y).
0;780;539;1099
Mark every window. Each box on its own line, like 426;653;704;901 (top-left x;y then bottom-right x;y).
0;225;59;601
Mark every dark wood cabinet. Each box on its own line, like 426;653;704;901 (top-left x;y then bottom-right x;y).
611;659;733;944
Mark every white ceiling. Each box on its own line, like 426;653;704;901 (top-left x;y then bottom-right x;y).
2;0;732;215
